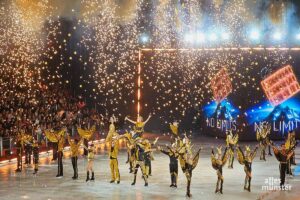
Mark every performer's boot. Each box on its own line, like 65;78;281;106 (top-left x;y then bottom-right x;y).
143;175;148;187
247;177;251;192
86;171;90;182
170;173;174;187
244;177;247;190
129;163;133;173
268;146;272;156
231;157;234;168
131;174;137;185
186;180;191;197
215;179;219;193
220;180;224;194
91;172;95;181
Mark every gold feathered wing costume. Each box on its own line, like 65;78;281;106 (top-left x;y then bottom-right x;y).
211;148;228;170
77;125;96;140
45;129;65;142
170;124;178;136
236;147;245;165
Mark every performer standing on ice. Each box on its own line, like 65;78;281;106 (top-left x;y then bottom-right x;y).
144;138;159;177
32;139;39;175
67;135;83;179
236;145;258;192
125;114;151;138
285;130;298;176
83;142;96;182
45;128;66;177
256;122;271;161
175;132;201;197
211;146;228;194
130;137;150;186
226;130;238;168
158;143;179;188
106;115;126;184
271;142;295;188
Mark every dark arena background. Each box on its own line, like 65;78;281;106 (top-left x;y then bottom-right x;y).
2;1;300;200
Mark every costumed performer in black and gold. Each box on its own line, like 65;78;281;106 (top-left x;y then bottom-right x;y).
211;146;228;194
67;135;83;179
45;128;66;177
226;130;238;168
256;122;271;161
176;133;201;197
125;114;151;139
32;139;39;175
236;145;258;192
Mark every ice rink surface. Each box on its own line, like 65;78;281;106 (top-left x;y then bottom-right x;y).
0;136;299;200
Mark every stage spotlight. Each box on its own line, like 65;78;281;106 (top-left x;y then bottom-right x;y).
196;33;205;43
184;33;195;43
140;34;149;43
221;32;230;40
296;33;300;40
249;30;260;40
273;31;282;40
209;33;217;41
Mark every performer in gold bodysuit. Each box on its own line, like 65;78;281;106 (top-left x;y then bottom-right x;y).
67;135;83;179
226;130;238;168
211;146;228;194
125;114;151;138
83;143;96;182
236;145;258;192
106;116;125;184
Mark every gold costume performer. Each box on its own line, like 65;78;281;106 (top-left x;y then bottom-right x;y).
125;114;151;138
256;122;271;161
67;135;83;179
236;145;258;192
177;134;201;197
45;128;66;177
285;131;297;176
32;139;39;175
15;131;33;172
130;137;150;186
226;130;238;169
106;117;125;184
124;131;135;173
83;143;96;182
143;137;158;177
211;146;228;194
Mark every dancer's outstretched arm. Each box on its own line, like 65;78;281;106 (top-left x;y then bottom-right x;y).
125;116;136;124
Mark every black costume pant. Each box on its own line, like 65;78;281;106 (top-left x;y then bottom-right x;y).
57;151;63;176
286;158;292;175
170;163;178;185
280;163;287;186
25;149;32;164
17;151;22;170
52;143;58;160
71;156;78;178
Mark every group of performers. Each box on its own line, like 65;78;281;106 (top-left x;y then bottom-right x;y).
13;116;297;197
